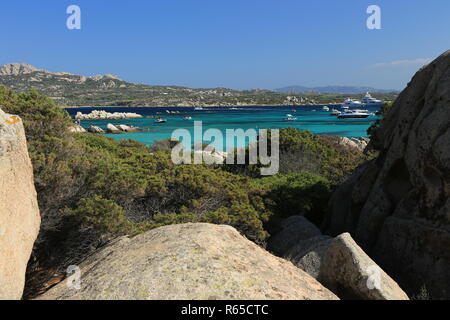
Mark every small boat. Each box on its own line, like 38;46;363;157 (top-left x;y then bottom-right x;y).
194;107;204;111
184;116;192;120
337;110;371;119
284;117;298;121
322;106;330;112
330;109;342;116
286;114;293;117
155;118;167;123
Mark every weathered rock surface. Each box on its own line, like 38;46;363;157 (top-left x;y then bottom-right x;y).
115;124;139;132
37;223;338;300
87;125;104;134
338;137;369;152
106;123;120;133
268;217;408;299
193;150;229;164
284;235;332;279
267;216;322;256
319;233;409;300
69;124;87;133
76;110;142;120
0;109;41;300
0;63;42;76
324;50;450;299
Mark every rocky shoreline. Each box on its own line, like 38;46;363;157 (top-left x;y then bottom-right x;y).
75;110;143;120
69;123;141;134
65;103;339;109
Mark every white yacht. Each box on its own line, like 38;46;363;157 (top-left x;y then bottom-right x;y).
330;109;341;116
322;106;330;112
361;92;383;106
337;110;371;119
342;98;363;108
353;108;370;113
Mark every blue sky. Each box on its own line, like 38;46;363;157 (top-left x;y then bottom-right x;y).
1;0;449;90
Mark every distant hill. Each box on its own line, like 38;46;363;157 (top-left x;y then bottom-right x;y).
276;85;398;94
0;63;398;107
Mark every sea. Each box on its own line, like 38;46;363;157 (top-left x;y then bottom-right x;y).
65;105;380;148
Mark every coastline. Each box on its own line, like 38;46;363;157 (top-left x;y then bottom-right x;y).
62;103;341;109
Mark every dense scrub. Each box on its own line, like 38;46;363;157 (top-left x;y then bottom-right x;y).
252;171;331;230
224;128;369;185
0;87;367;297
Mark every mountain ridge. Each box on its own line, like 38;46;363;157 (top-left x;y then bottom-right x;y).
276;85;398;94
0;63;398;107
0;63;123;81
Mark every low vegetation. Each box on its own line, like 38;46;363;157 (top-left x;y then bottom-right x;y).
224;128;369;185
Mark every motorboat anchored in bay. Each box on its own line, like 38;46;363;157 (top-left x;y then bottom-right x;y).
337;109;371;119
342;98;363;109
284;116;298;121
361;92;384;106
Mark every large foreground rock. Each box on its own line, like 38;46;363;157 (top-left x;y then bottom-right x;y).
324;50;450;299
319;234;409;300
37;223;338;300
267;216;322;256
0;109;41;300
269;217;408;299
285;235;333;279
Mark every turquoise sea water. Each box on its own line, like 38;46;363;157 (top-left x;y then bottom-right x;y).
66;105;380;148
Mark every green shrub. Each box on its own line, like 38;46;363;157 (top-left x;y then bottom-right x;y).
68;196;134;235
252;171;331;228
223;128;368;185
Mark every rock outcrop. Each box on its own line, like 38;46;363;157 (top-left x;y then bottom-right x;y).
284;235;332;279
115;124;140;132
69;125;87;133
87;125;105;134
37;223;337;300
319;233;409;300
267;216;322;256
75;110;143;120
0;109;41;300
268;217;408;300
338;137;369;152
0;63;42;76
106;123;121;133
324;50;450;299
